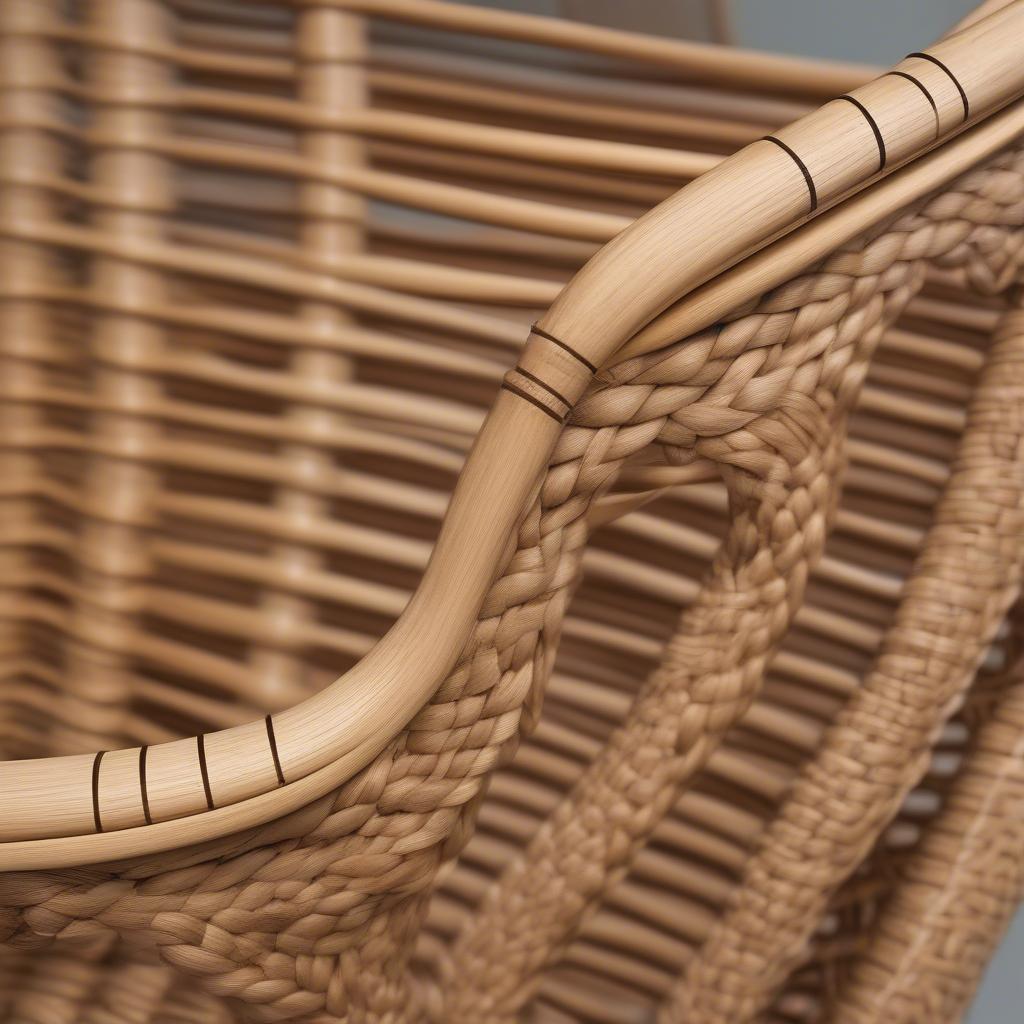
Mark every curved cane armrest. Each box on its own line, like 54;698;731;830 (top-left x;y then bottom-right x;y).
3;1;1024;869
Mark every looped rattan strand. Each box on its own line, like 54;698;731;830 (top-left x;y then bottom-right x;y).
439;413;849;1023
828;602;1024;1024
4;1;1024;1021
658;291;1024;1024
433;144;1024;1024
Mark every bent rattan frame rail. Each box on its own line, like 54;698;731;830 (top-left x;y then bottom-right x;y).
3;0;1024;1021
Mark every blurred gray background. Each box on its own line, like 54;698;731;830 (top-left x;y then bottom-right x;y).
459;1;1020;1020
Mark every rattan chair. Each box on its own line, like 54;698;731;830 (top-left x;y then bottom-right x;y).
3;1;1024;1021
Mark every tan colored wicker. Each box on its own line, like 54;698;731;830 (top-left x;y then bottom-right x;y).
2;0;1024;1021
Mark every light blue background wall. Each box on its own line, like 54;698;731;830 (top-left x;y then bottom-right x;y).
732;0;975;63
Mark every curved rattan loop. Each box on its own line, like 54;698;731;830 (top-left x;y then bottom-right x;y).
659;289;1024;1024
831;600;1024;1024
4;2;1024;869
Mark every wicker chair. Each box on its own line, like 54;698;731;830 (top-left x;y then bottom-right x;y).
2;1;1024;1021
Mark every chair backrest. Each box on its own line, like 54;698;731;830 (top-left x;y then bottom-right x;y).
3;2;1024;1022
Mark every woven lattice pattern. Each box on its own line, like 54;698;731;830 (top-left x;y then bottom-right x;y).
3;2;1024;1023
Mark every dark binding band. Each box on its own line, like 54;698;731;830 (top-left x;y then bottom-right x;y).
139;745;152;825
502;380;565;423
906;51;969;120
761;136;818;212
197;733;215;810
883;70;939;129
92;750;106;833
514;364;571;409
836;95;887;171
265;714;286;786
530;324;597;374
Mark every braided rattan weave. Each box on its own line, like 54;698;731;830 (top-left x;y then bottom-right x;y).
3;1;1024;1021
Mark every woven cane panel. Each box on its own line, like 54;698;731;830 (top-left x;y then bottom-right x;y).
3;2;1024;1023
